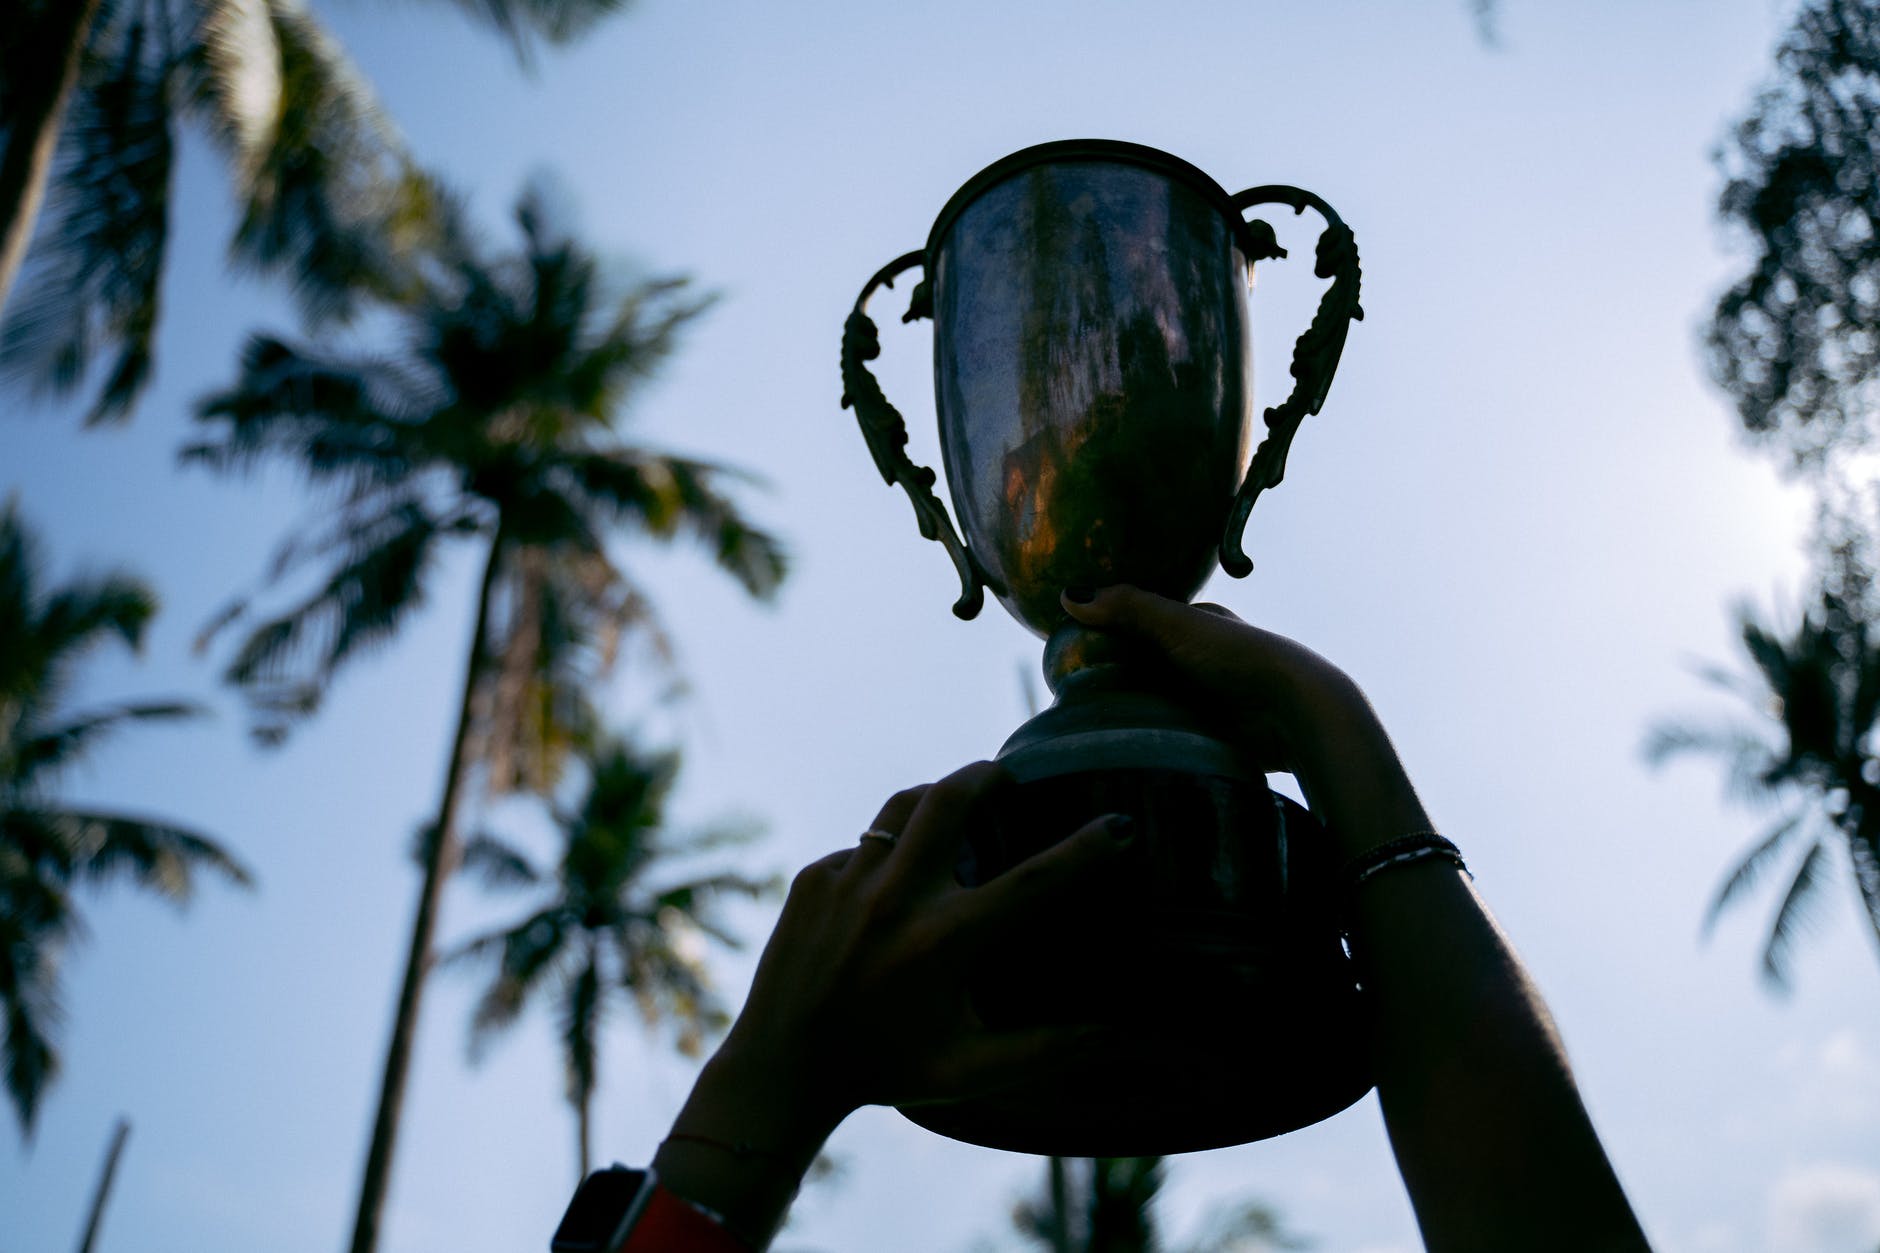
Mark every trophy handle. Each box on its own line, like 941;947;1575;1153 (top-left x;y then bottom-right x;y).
1219;187;1365;579
841;249;987;619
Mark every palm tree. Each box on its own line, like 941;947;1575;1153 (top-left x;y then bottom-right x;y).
447;734;773;1178
0;498;252;1139
1008;1155;1308;1253
185;181;785;1253
1647;534;1880;989
0;0;631;424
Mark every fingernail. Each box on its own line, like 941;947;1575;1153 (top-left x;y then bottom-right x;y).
1104;813;1136;844
1064;586;1096;604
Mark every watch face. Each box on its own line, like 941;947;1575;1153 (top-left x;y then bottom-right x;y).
551;1167;649;1253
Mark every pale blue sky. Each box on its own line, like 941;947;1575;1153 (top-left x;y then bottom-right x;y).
7;2;1880;1251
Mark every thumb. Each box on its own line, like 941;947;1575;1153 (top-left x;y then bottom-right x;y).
1059;585;1242;679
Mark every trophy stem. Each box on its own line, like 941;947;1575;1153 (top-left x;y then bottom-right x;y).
1042;620;1131;695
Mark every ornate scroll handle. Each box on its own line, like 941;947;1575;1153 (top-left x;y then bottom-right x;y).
1219;186;1365;579
840;249;986;619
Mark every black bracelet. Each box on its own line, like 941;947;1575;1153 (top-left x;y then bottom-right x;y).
1340;831;1470;893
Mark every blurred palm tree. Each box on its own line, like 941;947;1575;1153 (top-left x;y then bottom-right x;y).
1008;1155;1308;1253
186;180;785;1253
1647;530;1880;989
0;0;630;424
0;498;251;1139
447;734;773;1179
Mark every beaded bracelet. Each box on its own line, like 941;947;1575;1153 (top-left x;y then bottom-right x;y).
1340;831;1470;892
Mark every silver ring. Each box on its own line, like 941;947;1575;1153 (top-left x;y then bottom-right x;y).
858;828;898;847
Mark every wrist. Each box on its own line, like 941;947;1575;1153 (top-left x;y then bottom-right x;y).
676;1039;849;1165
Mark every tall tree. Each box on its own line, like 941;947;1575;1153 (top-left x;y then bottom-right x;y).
0;0;631;425
0;499;252;1138
186;182;785;1253
1647;525;1880;989
1007;1155;1308;1253
447;734;772;1179
1708;0;1880;471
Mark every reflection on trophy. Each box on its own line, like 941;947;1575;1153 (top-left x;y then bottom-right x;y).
839;140;1369;1156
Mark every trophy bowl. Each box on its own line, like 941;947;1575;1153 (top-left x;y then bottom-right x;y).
840;140;1370;1155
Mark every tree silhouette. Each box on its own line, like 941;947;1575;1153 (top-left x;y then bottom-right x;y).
0;0;632;424
1648;527;1880;988
0;499;251;1138
1006;1154;1308;1253
1708;0;1880;470
447;734;773;1179
186;182;785;1253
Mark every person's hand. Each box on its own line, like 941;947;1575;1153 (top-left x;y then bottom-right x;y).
674;761;1133;1163
1059;584;1429;860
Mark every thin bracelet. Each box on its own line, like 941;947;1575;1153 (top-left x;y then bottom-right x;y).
1340;831;1470;892
661;1132;796;1166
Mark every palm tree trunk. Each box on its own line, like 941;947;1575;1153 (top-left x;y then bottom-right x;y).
348;535;505;1253
74;1117;130;1253
1047;1156;1073;1253
0;0;104;313
577;1088;592;1183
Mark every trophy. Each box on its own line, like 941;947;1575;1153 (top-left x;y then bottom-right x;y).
839;140;1369;1156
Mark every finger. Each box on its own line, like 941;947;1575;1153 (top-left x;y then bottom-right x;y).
1061;583;1230;649
1193;601;1243;622
887;760;1006;893
1060;585;1298;700
870;784;928;835
943;812;1134;950
850;784;930;872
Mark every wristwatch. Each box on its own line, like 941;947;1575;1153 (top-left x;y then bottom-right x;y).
551;1165;749;1252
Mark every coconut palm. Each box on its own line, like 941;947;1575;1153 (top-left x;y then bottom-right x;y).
0;498;252;1139
447;734;773;1178
1647;535;1880;989
1008;1155;1308;1253
0;0;631;424
186;180;785;1253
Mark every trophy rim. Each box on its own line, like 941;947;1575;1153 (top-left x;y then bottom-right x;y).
925;138;1249;260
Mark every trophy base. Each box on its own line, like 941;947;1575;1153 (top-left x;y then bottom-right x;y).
898;665;1373;1156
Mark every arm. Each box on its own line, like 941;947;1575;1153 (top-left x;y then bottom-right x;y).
649;765;1131;1249
1060;584;1650;1252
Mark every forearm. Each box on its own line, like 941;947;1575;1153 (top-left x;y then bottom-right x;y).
1348;861;1649;1250
1310;699;1648;1249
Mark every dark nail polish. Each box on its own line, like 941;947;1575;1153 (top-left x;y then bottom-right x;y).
1105;813;1136;843
1065;585;1096;604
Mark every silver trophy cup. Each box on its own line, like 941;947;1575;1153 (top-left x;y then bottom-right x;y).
840;140;1368;1155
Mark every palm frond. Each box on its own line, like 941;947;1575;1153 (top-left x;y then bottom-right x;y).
1762;838;1832;991
652;871;775;929
424;0;632;58
459;832;541;891
0;7;175;423
1641;718;1781;808
188;0;282;175
57;810;254;902
33;570;156;661
217;498;440;740
566;452;786;599
1848;828;1880;960
449;907;571;1055
2;956;62;1139
215;3;422;322
1704;810;1813;938
186;333;437;489
12;698;203;789
1183;1196;1310;1253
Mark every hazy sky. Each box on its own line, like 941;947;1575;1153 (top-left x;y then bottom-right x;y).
7;2;1880;1251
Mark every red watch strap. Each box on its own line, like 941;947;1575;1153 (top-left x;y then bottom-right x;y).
618;1182;751;1253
